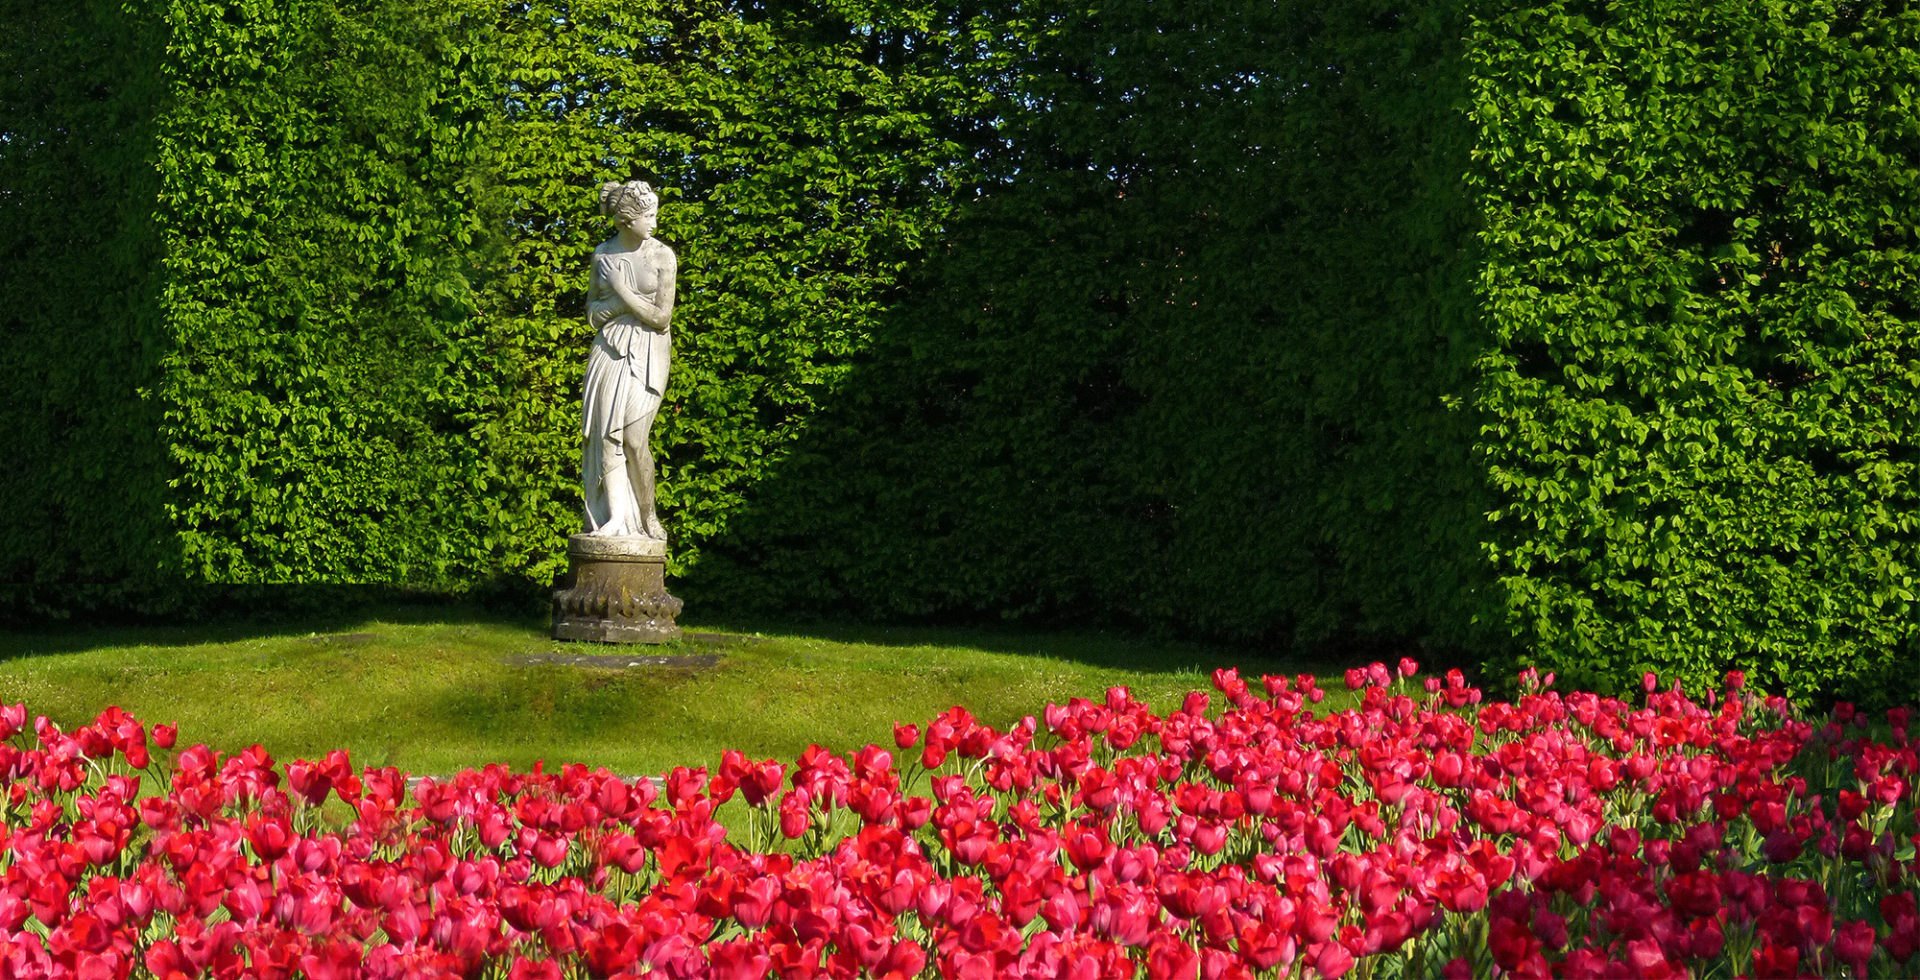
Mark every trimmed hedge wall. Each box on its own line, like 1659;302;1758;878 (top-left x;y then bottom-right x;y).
155;0;502;587
698;0;1495;661
4;0;1917;701
0;0;172;607
478;0;991;591
3;0;981;605
1470;0;1920;699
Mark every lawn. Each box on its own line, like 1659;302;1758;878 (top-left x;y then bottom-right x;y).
0;604;1352;778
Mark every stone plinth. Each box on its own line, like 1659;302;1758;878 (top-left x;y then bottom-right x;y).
551;534;683;643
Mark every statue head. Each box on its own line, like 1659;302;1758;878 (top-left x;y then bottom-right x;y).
600;180;659;235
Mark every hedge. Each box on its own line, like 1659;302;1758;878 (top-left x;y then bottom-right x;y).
3;0;982;606
1469;0;1920;700
4;0;1917;703
0;0;173;609
697;0;1494;663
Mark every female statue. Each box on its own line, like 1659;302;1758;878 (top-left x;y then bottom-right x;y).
582;180;676;539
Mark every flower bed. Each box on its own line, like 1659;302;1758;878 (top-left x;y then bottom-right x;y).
2;664;1915;979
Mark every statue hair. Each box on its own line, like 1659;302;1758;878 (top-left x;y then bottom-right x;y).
599;180;659;219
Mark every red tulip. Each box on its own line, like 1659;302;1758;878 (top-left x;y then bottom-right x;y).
1064;823;1112;872
0;666;1906;980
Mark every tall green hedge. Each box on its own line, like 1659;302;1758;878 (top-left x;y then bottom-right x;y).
3;0;984;608
1470;0;1920;699
149;0;989;590
155;0;503;586
479;0;994;589
699;0;1495;660
0;0;172;606
5;0;1917;702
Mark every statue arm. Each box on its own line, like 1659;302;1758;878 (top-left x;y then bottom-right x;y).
604;248;675;332
644;248;677;331
587;252;622;329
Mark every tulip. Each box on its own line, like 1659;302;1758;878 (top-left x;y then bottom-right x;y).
1064;823;1112;871
0;668;1909;980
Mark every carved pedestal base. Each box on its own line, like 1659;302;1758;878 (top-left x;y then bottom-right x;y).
551;534;683;643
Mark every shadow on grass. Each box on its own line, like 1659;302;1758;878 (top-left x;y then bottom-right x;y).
1;583;1456;690
0;585;544;660
682;611;1357;680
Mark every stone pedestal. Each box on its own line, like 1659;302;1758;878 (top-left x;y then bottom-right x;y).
551;534;683;643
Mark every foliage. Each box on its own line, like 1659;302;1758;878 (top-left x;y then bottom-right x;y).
703;0;1496;659
153;0;504;587
2;0;982;607
6;0;1920;701
0;0;172;605
479;0;992;588
1469;0;1920;701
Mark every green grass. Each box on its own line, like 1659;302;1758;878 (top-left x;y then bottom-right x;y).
0;605;1355;778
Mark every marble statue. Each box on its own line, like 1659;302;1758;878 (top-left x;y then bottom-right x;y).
551;179;686;643
582;180;676;539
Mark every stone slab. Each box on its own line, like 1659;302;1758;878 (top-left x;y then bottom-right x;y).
567;533;667;561
508;652;722;669
551;616;681;644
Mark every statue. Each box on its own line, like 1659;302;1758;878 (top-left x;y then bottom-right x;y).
582;179;676;539
551;180;684;643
